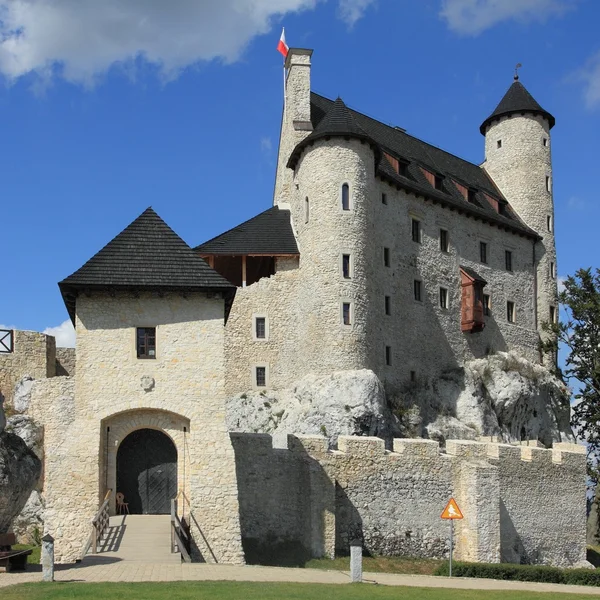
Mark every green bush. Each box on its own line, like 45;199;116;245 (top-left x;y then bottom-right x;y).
434;561;600;586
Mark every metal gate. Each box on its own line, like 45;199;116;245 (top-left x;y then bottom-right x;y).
116;428;177;514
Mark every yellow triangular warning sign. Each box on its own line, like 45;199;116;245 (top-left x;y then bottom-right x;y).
441;498;463;520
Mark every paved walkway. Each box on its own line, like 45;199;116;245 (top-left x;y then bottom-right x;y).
2;560;600;595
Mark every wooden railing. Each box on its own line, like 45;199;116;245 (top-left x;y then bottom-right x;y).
80;488;113;559
171;492;191;563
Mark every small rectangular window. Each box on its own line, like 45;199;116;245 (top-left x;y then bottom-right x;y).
440;229;449;253
507;301;515;323
543;138;548;147
383;247;390;267
342;254;351;279
550;305;557;324
255;366;266;387
385;295;391;315
136;327;156;359
398;162;409;177
255;317;266;339
411;218;421;243
385;345;392;366
410;370;416;382
480;241;488;264
305;197;309;224
414;280;422;302
381;192;387;205
434;176;444;190
546;176;551;192
483;294;491;316
439;287;448;309
342;302;351;326
497;139;502;149
342;183;350;211
505;250;513;272
547;215;552;232
550;262;556;278
468;189;477;204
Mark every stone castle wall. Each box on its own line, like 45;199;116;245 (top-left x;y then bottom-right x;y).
231;432;586;567
0;330;55;404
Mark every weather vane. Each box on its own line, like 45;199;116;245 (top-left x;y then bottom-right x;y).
514;63;522;81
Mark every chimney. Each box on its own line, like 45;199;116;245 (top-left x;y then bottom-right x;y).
285;48;313;129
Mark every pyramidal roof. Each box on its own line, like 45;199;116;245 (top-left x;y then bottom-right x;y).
480;79;555;134
59;207;234;321
287;97;378;169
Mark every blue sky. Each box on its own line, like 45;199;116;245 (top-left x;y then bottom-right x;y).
1;0;598;347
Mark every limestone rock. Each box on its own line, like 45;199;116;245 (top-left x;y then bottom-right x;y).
227;369;391;446
13;376;35;413
0;430;42;532
391;352;572;445
6;415;43;459
10;490;44;544
0;394;5;434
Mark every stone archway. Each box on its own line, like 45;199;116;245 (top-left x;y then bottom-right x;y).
116;428;177;514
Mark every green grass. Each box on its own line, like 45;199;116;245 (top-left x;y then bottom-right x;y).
12;544;41;565
305;554;441;575
1;582;595;600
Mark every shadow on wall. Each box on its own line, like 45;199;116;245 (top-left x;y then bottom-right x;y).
500;498;526;564
231;432;334;567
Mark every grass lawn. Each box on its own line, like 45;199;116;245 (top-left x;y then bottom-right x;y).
2;582;597;600
12;545;41;565
305;554;441;575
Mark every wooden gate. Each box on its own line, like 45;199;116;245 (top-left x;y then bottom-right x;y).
116;428;177;514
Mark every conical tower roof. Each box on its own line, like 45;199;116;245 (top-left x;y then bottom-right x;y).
287;97;379;169
59;207;234;321
480;79;555;135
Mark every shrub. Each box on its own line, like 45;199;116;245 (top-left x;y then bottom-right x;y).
433;561;600;587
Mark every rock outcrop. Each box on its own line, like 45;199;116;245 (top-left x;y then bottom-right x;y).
227;369;391;447
0;430;42;533
392;352;573;445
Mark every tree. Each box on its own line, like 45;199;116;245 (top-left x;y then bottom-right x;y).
542;268;600;542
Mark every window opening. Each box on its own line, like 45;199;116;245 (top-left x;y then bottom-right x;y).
383;247;390;267
411;218;421;243
507;301;515;323
543;138;548;147
382;192;387;205
342;183;350;211
483;294;491;316
550;262;556;278
342;302;351;326
385;295;391;315
497;140;502;149
550;305;557;324
305;197;309;223
342;254;351;279
414;280;422;302
410;370;416;382
468;189;477;204
136;327;156;359
255;367;266;387
546;176;551;192
385;346;392;366
434;176;444;190
255;317;266;339
439;287;448;309
440;229;449;253
547;215;552;232
480;242;488;264
505;250;513;272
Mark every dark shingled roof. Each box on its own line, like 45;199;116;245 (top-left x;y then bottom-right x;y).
59;207;235;322
306;93;539;240
194;206;299;256
480;80;555;134
287;97;379;169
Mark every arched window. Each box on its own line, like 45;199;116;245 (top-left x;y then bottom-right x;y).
305;197;309;223
341;183;350;211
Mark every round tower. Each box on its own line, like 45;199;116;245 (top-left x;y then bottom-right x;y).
481;76;558;361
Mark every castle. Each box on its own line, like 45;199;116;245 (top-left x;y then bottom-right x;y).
0;48;587;568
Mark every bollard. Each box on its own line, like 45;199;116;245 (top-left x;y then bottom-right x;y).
350;540;362;583
41;534;54;582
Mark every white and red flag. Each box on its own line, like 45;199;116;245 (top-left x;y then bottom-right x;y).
277;28;289;59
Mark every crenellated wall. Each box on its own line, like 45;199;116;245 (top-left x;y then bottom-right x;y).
231;432;587;567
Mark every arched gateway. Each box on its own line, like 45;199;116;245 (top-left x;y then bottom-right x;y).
116;428;177;514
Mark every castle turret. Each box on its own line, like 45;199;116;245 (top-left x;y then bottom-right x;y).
481;77;558;359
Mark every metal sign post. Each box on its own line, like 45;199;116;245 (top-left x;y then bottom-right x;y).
440;497;463;578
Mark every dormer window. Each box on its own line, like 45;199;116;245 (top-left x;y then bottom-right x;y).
434;175;444;190
468;189;477;204
398;161;409;177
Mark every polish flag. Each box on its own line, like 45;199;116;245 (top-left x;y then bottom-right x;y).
277;28;289;59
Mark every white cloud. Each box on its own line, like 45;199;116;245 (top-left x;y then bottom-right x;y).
0;0;374;86
557;276;566;293
337;0;377;26
440;0;576;35
567;196;586;210
43;319;76;348
577;50;600;109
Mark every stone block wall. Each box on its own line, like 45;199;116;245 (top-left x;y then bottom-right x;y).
55;347;75;376
231;433;586;567
0;330;55;404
